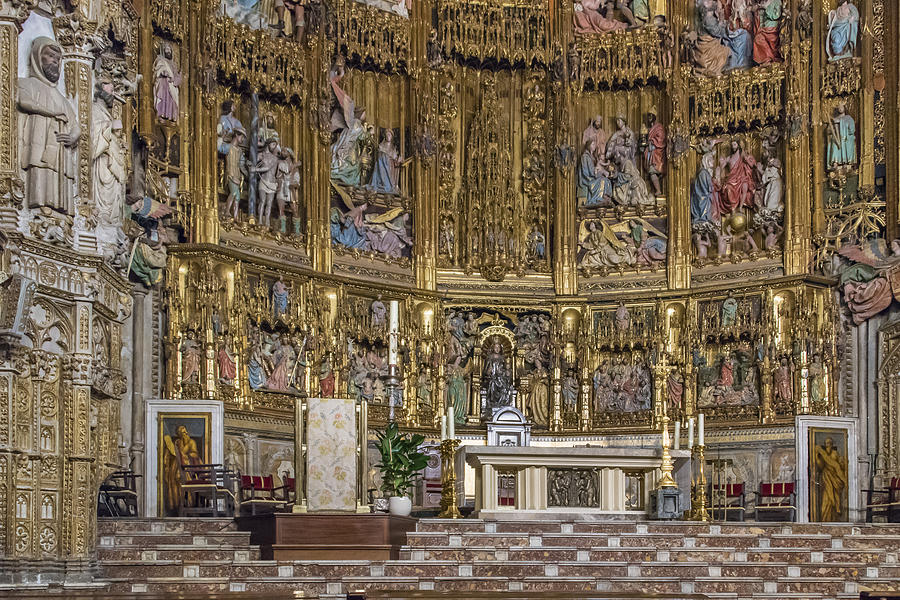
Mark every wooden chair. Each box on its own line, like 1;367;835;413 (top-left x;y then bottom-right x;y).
179;464;236;517
98;470;141;517
865;477;900;523
754;482;796;522
239;474;289;515
709;482;746;521
281;475;296;504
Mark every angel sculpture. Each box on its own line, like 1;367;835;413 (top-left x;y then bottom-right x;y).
837;238;900;324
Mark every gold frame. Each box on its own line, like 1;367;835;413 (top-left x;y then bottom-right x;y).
807;426;850;523
157;412;213;517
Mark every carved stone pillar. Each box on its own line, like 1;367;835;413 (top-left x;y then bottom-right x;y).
130;288;150;498
0;5;23;228
53;16;96;245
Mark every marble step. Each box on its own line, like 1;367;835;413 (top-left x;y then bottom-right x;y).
98;546;260;562
97;517;237;534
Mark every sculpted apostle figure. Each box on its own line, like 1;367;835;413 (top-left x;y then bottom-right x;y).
153;42;182;122
92;81;126;228
18;37;81;216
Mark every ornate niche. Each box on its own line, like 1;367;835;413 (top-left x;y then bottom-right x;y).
457;76;519;281
473;325;518;422
694;293;765;422
587;303;656;429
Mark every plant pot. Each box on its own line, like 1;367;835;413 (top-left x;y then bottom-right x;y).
388;495;412;517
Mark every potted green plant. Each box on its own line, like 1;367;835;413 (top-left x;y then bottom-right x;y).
375;422;429;516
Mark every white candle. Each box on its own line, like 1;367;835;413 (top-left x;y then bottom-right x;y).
674;421;680;450
388;301;399;366
688;418;695;449
448;413;455;440
441;415;447;440
662;422;669;448
699;413;705;447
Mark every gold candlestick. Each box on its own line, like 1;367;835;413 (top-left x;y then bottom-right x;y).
438;439;462;519
690;444;708;521
657;415;678;489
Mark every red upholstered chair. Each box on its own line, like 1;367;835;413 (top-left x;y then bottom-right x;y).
755;482;796;522
864;477;900;523
710;482;746;521
280;476;296;504
239;474;286;515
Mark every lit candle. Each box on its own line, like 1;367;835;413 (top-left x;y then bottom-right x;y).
699;413;705;447
688;418;695;449
441;415;447;440
448;413;455;440
388;300;399;366
674;421;680;450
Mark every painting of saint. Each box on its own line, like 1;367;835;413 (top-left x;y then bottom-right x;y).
159;414;210;516
808;428;849;522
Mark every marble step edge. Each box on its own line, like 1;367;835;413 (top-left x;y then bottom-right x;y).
400;544;889;553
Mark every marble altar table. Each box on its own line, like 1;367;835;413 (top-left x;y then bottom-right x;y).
464;445;691;519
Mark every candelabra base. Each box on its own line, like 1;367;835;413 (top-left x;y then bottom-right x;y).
650;487;683;520
438;439;462;519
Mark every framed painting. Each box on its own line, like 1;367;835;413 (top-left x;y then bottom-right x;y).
157;413;211;517
807;427;849;522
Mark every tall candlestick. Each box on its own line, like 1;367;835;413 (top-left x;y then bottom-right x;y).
388;301;399;366
674;421;680;450
688;418;695;449
448;413;455;440
441;415;447;440
698;413;705;446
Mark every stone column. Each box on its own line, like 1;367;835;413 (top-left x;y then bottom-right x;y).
130;288;149;505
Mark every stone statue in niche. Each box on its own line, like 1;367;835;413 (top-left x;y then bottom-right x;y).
607;115;654;207
721;293;738;327
217;333;237;385
826;0;859;62
180;330;202;383
152;42;181;122
481;341;514;415
759;157;783;214
217;100;244;156
271;277;289;318
319;355;335;397
615;302;630;331
416;367;432;410
561;369;579;411
92;81;127;230
526;365;549;426
370;295;387;328
527;226;546;261
773;355;793;409
18;37;81;216
276;147;301;233
252;138;280;227
642;112;666;196
667;369;684;413
426;29;444;69
448;356;470;425
826;102;856;171
224;128;247;220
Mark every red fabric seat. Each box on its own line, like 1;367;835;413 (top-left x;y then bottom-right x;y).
755;482;795;522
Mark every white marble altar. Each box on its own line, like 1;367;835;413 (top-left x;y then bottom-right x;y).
464;445;691;519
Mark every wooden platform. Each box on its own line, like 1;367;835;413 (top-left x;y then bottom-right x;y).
234;512;417;560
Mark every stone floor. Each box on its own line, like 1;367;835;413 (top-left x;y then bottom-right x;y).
12;517;900;599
